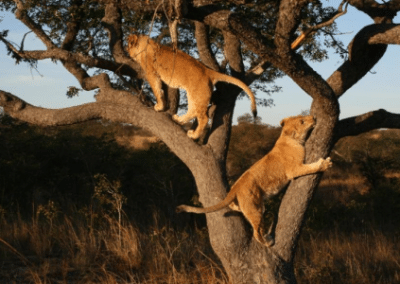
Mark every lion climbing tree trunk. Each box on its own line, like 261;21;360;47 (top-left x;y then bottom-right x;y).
186;97;338;284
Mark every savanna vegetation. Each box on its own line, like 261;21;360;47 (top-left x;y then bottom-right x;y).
1;116;400;283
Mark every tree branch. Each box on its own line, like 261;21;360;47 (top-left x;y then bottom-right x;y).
13;0;56;49
334;109;400;142
0;89;208;169
274;0;308;53
194;21;220;71
346;0;399;23
291;1;348;50
206;31;244;161
326;24;399;98
367;23;400;45
101;3;131;65
61;0;83;50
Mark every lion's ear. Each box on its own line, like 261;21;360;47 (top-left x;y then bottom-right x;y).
280;118;287;126
127;34;138;48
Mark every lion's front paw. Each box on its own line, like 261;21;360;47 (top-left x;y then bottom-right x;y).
320;157;333;171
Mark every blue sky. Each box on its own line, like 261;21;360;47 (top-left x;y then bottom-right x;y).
0;2;399;126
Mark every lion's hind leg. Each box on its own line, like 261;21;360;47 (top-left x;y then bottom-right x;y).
174;87;210;139
172;109;208;140
237;190;274;247
187;111;208;140
172;110;195;125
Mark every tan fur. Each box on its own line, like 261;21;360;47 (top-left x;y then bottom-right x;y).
127;34;257;140
176;115;332;247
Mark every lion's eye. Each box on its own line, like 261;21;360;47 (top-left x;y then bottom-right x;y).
300;120;304;124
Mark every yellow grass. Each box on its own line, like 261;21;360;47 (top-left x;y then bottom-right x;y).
1;211;399;283
0;213;228;284
296;229;400;284
1;168;399;283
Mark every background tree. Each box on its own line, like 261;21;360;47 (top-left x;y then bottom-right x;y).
1;0;400;283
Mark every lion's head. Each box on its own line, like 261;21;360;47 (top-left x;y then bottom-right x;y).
280;115;315;143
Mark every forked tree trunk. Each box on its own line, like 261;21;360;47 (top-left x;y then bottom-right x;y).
187;85;338;283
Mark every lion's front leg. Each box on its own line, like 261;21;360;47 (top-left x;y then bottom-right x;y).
290;157;332;178
146;72;165;112
317;157;332;171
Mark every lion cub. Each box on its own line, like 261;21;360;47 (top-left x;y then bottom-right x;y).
127;34;257;140
176;115;332;247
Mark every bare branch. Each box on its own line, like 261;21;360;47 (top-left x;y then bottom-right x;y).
367;24;400;45
334;109;400;142
0;89;205;169
169;19;179;49
326;24;398;98
194;21;220;71
13;0;56;49
291;1;348;50
101;3;138;71
223;31;244;76
346;0;399;23
0;41;140;79
274;0;309;52
61;0;83;50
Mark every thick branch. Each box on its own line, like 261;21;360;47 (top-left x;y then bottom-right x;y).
194;21;220;71
367;23;400;45
326;24;398;98
102;3;129;63
207;31;244;161
347;0;399;23
274;0;308;53
334;109;400;142
0;89;207;169
61;0;83;50
0;90;105;126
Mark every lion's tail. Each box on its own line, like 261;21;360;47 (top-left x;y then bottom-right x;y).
176;191;236;214
211;72;257;118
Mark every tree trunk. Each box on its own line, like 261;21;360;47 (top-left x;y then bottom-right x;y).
192;116;338;283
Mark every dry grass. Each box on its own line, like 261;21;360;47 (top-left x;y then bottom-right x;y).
1;177;399;282
1;166;400;283
1;125;400;283
1;211;399;283
296;229;400;284
0;212;228;284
